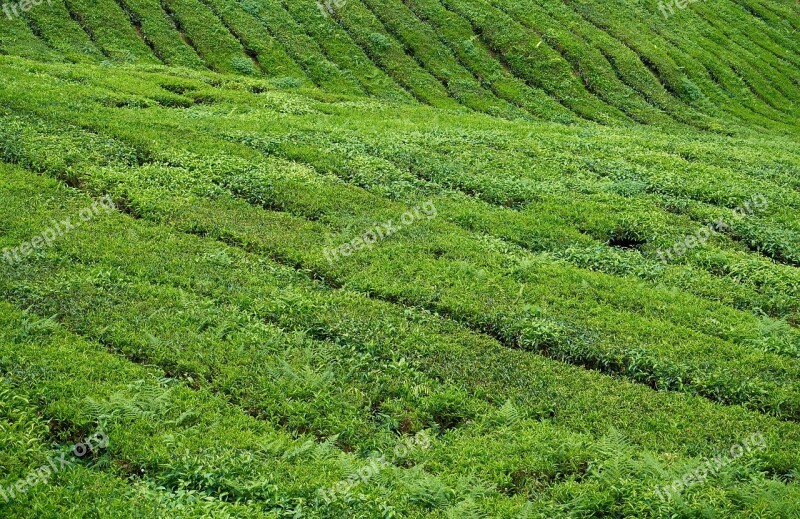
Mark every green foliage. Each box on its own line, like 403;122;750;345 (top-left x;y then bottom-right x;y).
160;0;254;75
0;0;798;516
116;0;207;67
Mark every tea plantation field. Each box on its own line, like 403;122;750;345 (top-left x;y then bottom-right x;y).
0;0;799;516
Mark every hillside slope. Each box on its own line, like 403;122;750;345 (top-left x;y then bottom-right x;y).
0;0;799;518
1;0;799;129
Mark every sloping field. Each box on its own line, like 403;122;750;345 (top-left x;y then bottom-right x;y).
0;0;799;517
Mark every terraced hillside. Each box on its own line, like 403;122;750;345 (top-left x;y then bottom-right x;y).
0;0;799;517
2;0;800;129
